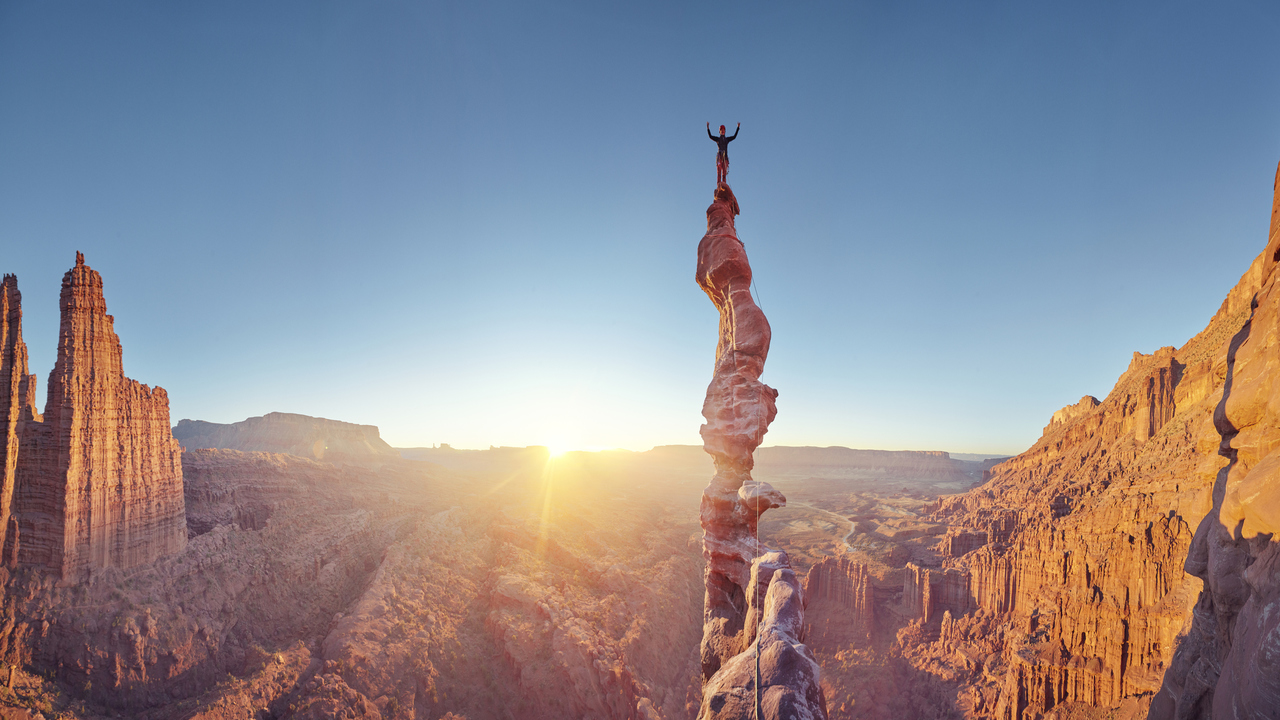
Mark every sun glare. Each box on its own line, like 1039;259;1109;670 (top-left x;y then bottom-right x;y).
544;441;613;458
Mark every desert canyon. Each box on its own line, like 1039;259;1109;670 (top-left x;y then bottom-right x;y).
0;166;1276;720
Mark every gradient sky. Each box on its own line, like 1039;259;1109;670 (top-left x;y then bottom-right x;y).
2;2;1279;454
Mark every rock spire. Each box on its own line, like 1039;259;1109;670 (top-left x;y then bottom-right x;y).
695;182;826;719
0;275;40;566
10;254;186;578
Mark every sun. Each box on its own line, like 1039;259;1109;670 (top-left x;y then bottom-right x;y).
544;442;572;459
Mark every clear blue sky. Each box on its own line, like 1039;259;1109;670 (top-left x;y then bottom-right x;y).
2;2;1278;454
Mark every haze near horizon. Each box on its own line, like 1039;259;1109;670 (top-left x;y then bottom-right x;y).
2;1;1279;454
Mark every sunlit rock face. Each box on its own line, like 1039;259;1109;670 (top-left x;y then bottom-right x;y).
805;556;874;635
1149;162;1280;720
11;253;186;579
882;163;1280;720
0;275;39;566
695;181;826;719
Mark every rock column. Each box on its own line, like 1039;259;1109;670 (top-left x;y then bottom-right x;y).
13;253;186;578
0;276;39;566
695;182;826;719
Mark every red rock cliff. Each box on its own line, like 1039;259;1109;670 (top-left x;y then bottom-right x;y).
907;166;1280;719
13;253;186;578
1149;162;1280;719
0;275;40;566
806;556;875;632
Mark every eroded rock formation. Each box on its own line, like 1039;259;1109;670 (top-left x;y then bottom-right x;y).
805;556;875;633
11;253;186;578
0;275;39;566
696;181;826;719
888;163;1280;719
1148;162;1280;719
903;562;971;624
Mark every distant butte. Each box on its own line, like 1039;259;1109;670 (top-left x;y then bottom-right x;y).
174;412;399;466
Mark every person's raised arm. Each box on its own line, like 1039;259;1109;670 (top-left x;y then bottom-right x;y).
728;123;739;141
708;123;717;141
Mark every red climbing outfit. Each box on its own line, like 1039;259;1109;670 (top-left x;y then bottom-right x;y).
708;123;739;184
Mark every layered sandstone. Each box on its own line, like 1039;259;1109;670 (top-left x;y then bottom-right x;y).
0;275;39;566
805;556;875;633
174;412;399;466
12;253;186;578
903;562;971;623
696;181;826;719
1149;162;1280;719
892;164;1280;719
1043;395;1099;434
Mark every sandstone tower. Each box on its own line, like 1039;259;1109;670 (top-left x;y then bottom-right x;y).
695;183;826;719
8;253;186;579
0;275;40;565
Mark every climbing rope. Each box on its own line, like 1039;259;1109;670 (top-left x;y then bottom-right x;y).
751;257;764;719
755;484;762;720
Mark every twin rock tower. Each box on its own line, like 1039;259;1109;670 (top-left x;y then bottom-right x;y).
0;253;185;581
695;179;827;719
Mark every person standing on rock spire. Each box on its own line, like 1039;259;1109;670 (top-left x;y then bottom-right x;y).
708;122;739;184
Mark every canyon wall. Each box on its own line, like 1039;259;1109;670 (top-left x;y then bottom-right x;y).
1148;162;1280;719
902;164;1280;719
695;181;826;719
805;556;875;633
755;447;973;483
11;253;186;578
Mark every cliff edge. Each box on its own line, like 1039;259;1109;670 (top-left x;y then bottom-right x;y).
900;163;1280;720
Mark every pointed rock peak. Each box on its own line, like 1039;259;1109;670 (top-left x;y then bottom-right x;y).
1271;160;1280;256
1;275;16;311
2;276;22;352
61;252;107;313
712;182;740;218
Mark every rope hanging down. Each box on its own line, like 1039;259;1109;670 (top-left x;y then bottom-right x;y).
755;486;762;720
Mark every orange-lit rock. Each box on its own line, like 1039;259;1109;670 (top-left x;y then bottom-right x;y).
895;163;1280;720
0;275;39;567
12;253;186;578
1150;161;1280;720
903;562;971;623
805;556;875;633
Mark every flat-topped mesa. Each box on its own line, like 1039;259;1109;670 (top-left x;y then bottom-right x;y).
0;275;40;566
13;254;186;579
695;182;826;719
173;412;399;466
